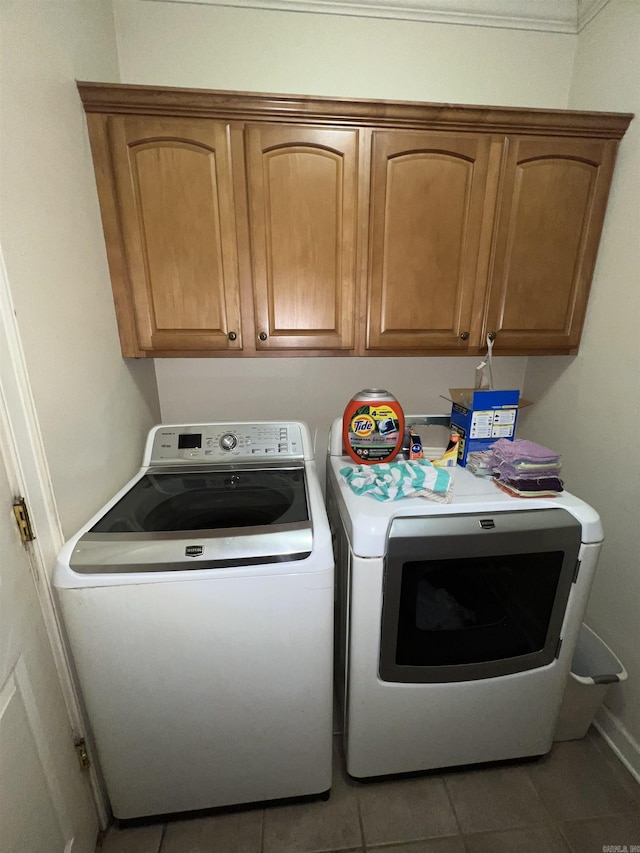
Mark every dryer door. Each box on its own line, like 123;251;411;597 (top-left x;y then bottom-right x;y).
379;509;581;683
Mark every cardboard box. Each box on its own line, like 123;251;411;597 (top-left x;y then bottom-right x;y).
441;388;531;467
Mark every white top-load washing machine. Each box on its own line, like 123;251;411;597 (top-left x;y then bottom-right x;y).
326;416;603;780
54;421;333;820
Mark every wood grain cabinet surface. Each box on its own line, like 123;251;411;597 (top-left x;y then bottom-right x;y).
78;83;632;357
244;124;358;351
91;115;243;356
483;135;619;353
366;130;496;353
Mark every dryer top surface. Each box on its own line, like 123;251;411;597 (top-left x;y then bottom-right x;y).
327;455;603;557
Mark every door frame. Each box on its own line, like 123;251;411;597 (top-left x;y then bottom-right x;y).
0;247;108;826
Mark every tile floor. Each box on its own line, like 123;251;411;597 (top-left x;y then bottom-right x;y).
97;727;640;853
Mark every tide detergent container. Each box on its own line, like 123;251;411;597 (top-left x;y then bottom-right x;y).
343;389;405;465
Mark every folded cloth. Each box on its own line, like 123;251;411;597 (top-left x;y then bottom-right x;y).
489;438;560;467
341;459;452;503
495;481;562;498
466;450;495;477
494;474;564;493
494;462;563;481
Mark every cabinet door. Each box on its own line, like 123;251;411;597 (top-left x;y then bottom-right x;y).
245;125;358;350
485;136;617;353
109;117;242;353
366;131;494;351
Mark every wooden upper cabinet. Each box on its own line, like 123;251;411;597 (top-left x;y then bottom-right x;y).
366;131;495;352
244;125;358;350
105;116;242;355
485;136;618;354
78;83;632;357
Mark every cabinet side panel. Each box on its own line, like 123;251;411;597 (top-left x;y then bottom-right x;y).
85;114;143;357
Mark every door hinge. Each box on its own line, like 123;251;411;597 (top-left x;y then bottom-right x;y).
74;738;91;771
12;497;35;543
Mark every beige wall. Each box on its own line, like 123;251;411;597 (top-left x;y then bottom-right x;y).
0;0;160;539
113;0;575;105
114;0;579;469
521;0;640;771
157;355;528;485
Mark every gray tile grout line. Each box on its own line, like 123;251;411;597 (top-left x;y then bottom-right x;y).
521;757;560;826
157;821;168;853
557;816;582;853
441;771;466;839
354;783;367;852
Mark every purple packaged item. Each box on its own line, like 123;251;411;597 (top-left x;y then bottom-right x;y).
493;462;562;480
494;474;565;492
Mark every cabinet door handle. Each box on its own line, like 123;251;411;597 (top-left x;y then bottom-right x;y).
258;332;268;341
460;331;469;341
488;331;497;342
227;331;237;341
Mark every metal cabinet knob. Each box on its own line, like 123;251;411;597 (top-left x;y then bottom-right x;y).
488;331;497;342
460;331;469;341
227;331;237;341
258;332;268;341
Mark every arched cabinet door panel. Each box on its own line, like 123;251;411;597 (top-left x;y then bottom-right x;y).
366;131;494;352
78;84;631;358
485;136;617;353
109;116;243;354
245;125;358;351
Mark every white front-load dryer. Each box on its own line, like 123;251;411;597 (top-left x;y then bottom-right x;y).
326;416;603;779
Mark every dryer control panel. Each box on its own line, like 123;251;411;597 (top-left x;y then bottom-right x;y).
146;422;306;465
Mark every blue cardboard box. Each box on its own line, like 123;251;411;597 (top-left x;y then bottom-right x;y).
443;388;526;467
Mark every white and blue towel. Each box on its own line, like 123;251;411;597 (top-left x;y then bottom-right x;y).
341;459;452;503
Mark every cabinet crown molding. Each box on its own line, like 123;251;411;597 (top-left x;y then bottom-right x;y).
77;83;633;139
143;0;610;34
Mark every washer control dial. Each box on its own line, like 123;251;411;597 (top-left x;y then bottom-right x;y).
219;432;238;451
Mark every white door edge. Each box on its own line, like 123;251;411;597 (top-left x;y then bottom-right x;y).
0;246;108;827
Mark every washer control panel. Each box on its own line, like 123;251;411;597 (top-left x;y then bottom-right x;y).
148;422;304;464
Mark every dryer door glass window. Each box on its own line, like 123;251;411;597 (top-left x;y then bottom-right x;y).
379;510;581;683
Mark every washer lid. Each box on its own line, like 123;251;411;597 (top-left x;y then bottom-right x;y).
69;464;312;573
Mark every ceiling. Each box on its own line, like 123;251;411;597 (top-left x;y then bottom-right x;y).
145;0;611;33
